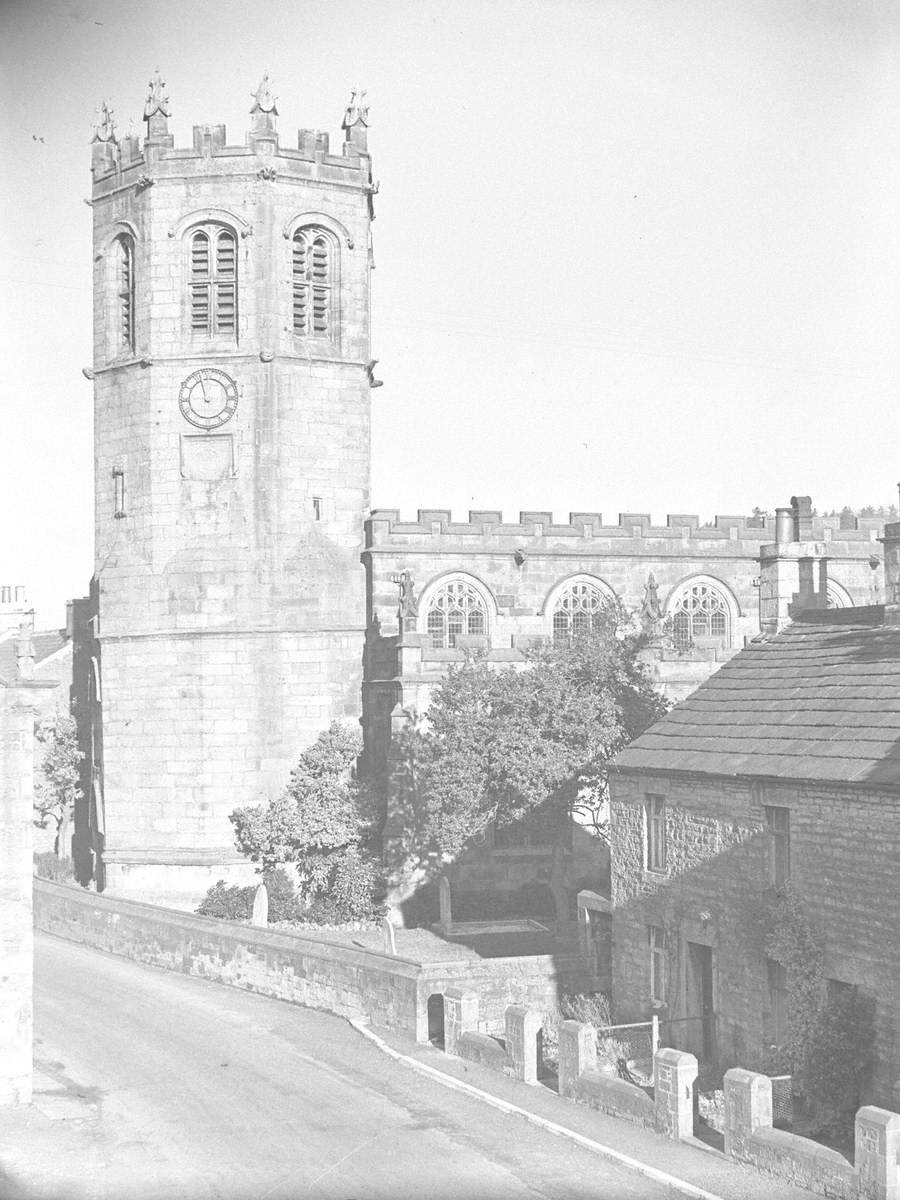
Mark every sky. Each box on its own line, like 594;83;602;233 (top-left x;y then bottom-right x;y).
2;0;899;626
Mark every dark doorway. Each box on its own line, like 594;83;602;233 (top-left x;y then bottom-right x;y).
685;942;715;1064
427;994;444;1047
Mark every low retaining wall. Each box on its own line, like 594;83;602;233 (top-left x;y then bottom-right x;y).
725;1069;900;1200
33;880;583;1044
442;998;900;1200
35;879;424;1034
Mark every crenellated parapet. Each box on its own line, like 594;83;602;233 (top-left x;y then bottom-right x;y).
365;507;883;551
90;72;374;198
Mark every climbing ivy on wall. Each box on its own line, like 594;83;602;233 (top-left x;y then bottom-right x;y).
763;885;875;1134
763;885;824;1084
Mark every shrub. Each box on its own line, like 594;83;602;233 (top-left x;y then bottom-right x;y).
806;988;876;1132
196;880;255;921
195;868;304;923
330;848;381;921
33;851;77;884
262;868;305;922
540;993;634;1076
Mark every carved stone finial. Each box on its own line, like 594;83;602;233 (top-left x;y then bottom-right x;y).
391;570;418;630
640;571;663;636
92;100;117;143
342;85;369;129
250;72;278;115
14;620;35;681
144;69;170;119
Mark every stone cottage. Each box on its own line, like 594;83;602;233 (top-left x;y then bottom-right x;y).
608;512;900;1108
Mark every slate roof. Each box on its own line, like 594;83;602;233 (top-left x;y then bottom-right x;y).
0;629;68;686
616;606;900;789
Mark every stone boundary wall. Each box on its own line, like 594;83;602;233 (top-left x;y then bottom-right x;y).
441;998;900;1200
724;1069;899;1200
33;880;588;1043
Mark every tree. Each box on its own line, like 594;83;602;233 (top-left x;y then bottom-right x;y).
230;721;375;904
384;606;668;922
33;709;83;861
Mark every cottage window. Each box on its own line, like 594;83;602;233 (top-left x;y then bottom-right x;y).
293;227;335;338
189;225;237;337
644;795;667;872
552;579;612;642
765;805;790;888
671;580;731;652
649;926;667;1002
425;579;487;649
115;234;135;353
766;959;788;1045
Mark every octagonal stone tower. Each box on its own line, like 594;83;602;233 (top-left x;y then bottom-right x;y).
76;75;375;906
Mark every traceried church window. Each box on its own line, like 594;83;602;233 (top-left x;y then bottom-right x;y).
189;224;237;336
552;580;612;642
293;227;335;338
670;580;731;651
426;579;487;649
115;234;135;353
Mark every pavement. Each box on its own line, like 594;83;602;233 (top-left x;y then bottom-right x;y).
0;933;816;1200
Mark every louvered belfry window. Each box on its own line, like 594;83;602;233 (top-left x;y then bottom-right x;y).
293;228;333;337
116;235;135;353
189;225;237;336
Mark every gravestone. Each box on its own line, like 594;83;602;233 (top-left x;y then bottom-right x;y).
381;915;397;956
251;883;268;927
438;875;452;931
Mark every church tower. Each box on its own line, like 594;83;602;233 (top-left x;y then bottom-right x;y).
77;74;375;905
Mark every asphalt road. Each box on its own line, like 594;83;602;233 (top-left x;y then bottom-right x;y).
7;933;672;1200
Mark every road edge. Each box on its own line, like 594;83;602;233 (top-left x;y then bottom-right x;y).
349;1019;726;1200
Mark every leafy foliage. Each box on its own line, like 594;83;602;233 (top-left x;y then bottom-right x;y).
33;850;77;883
195;868;304;923
806;988;876;1129
33;709;83;860
229;722;382;920
385;610;667;908
196;879;255;922
763;886;875;1134
764;886;823;1083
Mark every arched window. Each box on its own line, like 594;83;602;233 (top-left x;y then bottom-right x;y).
425;578;488;649
293;227;335;338
115;234;135;353
551;579;614;642
189;224;237;336
670;579;732;651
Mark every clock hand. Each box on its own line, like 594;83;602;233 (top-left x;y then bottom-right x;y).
198;375;208;406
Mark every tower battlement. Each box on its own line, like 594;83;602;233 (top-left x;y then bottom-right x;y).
91;73;373;197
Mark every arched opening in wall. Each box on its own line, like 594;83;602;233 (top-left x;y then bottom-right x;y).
427;993;445;1047
423;576;491;649
825;580;853;609
668;578;734;653
546;576;616;643
292;226;336;339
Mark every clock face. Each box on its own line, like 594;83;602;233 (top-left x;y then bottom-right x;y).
178;368;238;430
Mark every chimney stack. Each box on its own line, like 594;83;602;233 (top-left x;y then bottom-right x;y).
758;495;828;635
